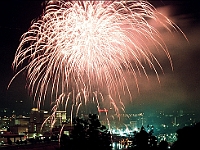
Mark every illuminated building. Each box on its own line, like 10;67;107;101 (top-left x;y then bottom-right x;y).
29;108;47;133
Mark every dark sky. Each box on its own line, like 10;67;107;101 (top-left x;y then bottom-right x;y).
0;1;200;115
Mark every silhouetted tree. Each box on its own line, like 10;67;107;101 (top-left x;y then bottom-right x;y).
158;140;168;150
130;126;158;150
61;114;112;150
135;126;149;149
171;122;200;150
60;134;71;150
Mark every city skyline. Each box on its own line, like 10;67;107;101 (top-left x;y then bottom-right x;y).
1;1;200;115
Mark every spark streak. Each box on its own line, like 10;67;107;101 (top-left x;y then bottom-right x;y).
10;0;185;126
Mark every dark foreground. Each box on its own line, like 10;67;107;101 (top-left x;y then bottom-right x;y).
0;141;60;150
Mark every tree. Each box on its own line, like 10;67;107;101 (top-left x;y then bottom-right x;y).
171;122;200;150
130;125;157;150
61;114;112;150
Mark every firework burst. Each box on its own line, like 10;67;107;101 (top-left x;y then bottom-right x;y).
10;0;184;126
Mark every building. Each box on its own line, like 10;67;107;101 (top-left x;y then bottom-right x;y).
10;115;29;134
29;108;47;133
54;111;67;126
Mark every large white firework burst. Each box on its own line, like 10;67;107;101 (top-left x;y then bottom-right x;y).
10;0;184;125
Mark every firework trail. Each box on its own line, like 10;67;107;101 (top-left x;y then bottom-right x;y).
10;0;184;126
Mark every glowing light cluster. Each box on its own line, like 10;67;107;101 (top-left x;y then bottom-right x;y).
10;0;182;123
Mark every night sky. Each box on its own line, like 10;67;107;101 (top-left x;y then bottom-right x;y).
0;1;200;115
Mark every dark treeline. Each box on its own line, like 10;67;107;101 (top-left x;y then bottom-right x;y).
60;114;112;150
59;114;200;150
